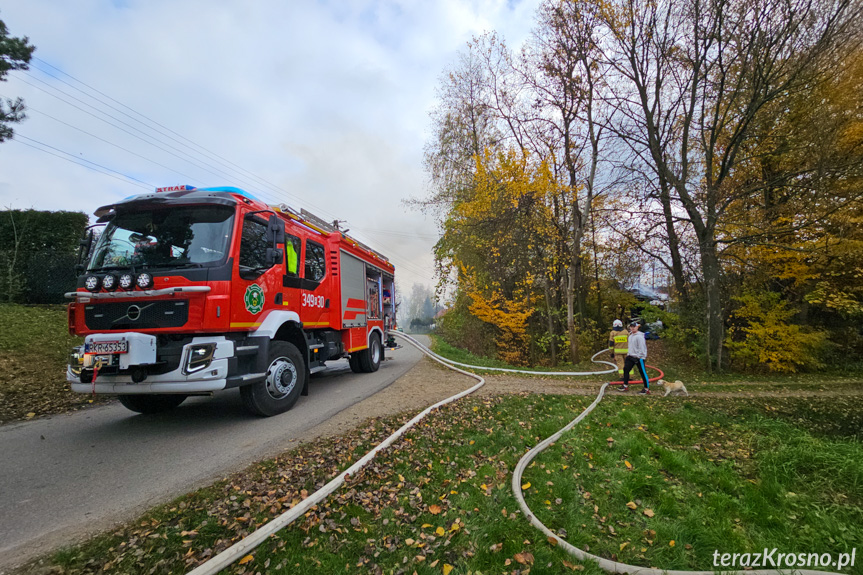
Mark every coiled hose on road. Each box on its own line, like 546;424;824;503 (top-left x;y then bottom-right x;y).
189;332;837;575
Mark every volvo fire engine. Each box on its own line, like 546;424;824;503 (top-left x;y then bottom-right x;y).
66;186;396;416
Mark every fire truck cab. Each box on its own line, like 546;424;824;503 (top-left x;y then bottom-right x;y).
66;186;396;417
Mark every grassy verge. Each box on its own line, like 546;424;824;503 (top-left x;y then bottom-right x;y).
24;391;862;575
429;334;863;393
524;395;862;572
0;304;107;424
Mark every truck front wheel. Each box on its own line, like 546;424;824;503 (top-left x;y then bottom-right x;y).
241;341;305;417
118;394;187;414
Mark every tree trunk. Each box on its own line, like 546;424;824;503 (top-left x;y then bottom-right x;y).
699;235;723;372
568;210;585;364
592;219;603;325
566;268;579;364
658;179;688;303
544;279;557;366
574;232;586;329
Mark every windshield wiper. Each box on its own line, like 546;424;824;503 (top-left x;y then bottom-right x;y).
86;265;129;273
141;262;205;269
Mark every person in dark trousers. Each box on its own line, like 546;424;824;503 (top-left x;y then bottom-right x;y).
618;321;650;394
608;319;628;377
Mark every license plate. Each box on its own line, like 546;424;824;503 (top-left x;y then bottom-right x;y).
85;340;129;354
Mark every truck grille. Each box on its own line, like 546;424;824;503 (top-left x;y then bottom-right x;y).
84;300;189;330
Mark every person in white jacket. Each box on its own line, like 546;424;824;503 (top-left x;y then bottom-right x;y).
618;321;650;394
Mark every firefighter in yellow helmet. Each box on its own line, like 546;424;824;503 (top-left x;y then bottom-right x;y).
608;319;628;377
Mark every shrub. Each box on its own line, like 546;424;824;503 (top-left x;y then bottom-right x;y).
725;291;827;373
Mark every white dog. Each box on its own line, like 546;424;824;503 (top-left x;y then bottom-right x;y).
656;379;689;397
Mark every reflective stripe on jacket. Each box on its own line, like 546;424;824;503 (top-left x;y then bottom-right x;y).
609;329;628;354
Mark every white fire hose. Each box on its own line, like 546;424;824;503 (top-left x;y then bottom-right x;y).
187;333;490;575
188;333;838;575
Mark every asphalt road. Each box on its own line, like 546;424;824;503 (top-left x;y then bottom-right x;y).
0;338;425;569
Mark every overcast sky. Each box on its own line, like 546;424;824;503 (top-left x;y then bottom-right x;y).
0;0;540;295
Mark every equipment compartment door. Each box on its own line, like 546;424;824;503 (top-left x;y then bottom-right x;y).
340;251;367;328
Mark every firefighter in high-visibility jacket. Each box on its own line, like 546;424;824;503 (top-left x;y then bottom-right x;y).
608;319;628;377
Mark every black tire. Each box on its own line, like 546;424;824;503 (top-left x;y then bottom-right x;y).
358;333;382;373
348;352;363;373
118;394;187;414
240;341;305;417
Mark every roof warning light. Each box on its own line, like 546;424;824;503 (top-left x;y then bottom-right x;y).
155;185;196;193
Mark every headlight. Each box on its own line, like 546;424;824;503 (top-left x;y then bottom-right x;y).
119;273;134;290
102;274;117;291
184;343;216;374
84;275;101;292
136;273;153;289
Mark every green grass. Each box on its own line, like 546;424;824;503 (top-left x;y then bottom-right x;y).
429;334;863;393
428;334;614;379
0;304;103;424
28;392;863;575
523;396;863;572
0;303;79;358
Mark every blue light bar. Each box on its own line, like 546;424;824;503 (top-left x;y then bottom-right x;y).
196;186;261;201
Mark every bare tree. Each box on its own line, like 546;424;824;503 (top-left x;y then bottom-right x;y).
600;0;861;370
418;43;504;221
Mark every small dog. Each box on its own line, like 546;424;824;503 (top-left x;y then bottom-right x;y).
656;379;689;397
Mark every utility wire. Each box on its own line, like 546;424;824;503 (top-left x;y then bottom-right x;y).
352;226;439;240
17;59;438;281
31;57;296;199
24;60;369;228
25;61;364;224
15;74;262;187
11;136;153;190
27;61;326;213
15;103;202;183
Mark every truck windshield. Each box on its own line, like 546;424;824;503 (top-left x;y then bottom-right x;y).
88;206;235;271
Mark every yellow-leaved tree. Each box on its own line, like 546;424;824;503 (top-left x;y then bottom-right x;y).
725;292;826;372
464;272;534;365
436;148;560;365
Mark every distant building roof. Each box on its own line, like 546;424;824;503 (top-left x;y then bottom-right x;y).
625;283;667;302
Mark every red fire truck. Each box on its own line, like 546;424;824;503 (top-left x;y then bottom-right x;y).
66;186;396;417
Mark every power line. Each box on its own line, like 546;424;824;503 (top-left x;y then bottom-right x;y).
14;132;437;282
352;226;440;240
26;60;335;216
31;57;296;199
15;58;436;278
15;74;261;187
24;59;372;229
351;229;437;279
11;135;153;190
15;102;202;182
20;69;345;226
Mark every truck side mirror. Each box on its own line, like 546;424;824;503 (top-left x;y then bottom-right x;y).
266;247;284;266
76;228;96;272
265;215;285;267
268;214;285;244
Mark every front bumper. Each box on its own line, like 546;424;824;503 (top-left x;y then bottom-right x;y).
68;333;235;394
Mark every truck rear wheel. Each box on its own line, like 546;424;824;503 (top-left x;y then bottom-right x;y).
348;353;363;373
118;394;187;414
241;341;305;417
358;333;382;373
